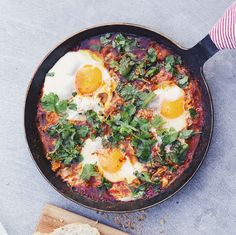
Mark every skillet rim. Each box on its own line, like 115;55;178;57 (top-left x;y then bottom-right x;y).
24;22;214;213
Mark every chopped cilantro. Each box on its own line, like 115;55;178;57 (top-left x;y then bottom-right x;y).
165;141;189;165
100;33;111;45
179;129;195;139
189;108;197;118
134;171;152;183
41;92;77;115
164;55;176;74
81;164;99;181
90;44;101;52
118;53;136;77
85;110;102;136
177;75;189;88
97;177;112;192
47;118;88;165
145;66;159;78
46;72;55;77
112;33;137;53
146;47;157;64
161;128;179;147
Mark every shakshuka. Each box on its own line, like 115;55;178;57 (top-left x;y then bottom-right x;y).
36;33;203;201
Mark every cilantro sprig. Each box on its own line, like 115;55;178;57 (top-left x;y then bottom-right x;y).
41;92;77;115
81;164;99;181
47;118;89;165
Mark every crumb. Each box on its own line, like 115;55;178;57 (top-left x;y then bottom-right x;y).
160;230;164;233
160;218;165;225
114;216;122;227
138;215;145;221
59;218;64;223
124;221;135;230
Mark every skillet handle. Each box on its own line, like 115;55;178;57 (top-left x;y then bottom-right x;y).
189;1;236;66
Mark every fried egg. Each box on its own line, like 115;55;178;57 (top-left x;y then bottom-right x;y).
81;137;143;184
43;50;117;119
149;83;188;131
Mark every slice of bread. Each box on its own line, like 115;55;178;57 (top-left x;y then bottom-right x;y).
34;223;100;235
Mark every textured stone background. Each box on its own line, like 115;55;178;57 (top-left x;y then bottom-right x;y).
0;1;236;234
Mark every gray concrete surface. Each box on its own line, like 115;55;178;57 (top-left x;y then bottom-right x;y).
0;0;236;234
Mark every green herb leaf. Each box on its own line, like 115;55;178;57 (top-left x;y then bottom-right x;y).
189;108;197;118
165;141;189;165
145;66;159;78
77;125;90;138
46;72;55;77
97;177;112;192
179;129;195;139
41;92;59;112
55;100;68;114
41;92;77;115
178;75;189;88
47;118;87;165
112;33;137;53
151;115;166;129
164;55;176;74
72;91;77;97
161;128;179;146
100;33;111;45
68;102;77;111
109;60;119;71
146;47;157;64
137;91;156;109
134;171;152;183
90;44;101;52
81;164;98;181
131;184;147;198
118;53;136;77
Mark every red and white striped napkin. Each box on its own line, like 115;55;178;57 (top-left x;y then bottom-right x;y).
210;1;236;49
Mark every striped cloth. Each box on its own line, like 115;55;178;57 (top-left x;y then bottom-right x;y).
209;1;236;49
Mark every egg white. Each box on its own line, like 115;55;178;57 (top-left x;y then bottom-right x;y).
81;137;143;184
42;50;116;120
149;84;188;131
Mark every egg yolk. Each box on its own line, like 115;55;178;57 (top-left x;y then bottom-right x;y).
161;97;184;119
99;148;125;173
75;65;102;95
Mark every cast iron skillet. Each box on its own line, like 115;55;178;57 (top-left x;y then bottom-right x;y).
24;24;219;212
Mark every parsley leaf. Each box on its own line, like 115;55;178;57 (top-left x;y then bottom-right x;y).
165;141;189;165
97;177;112;192
117;84;156;109
131;184;147;198
179;129;195;139
189;108;197;118
161;128;179;146
151;115;166;129
164;55;176;74
146;47;157;64
118;53;136;77
41;92;59;112
47;118;88;165
145;66;159;78
134;171;152;183
81;164;98;181
177;75;189;88
85;110;102;136
90;44;101;52
100;33;111;45
137;91;156;109
41;92;77;115
112;33;137;53
46;72;55;77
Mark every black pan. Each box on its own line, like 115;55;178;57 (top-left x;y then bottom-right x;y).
24;24;218;212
